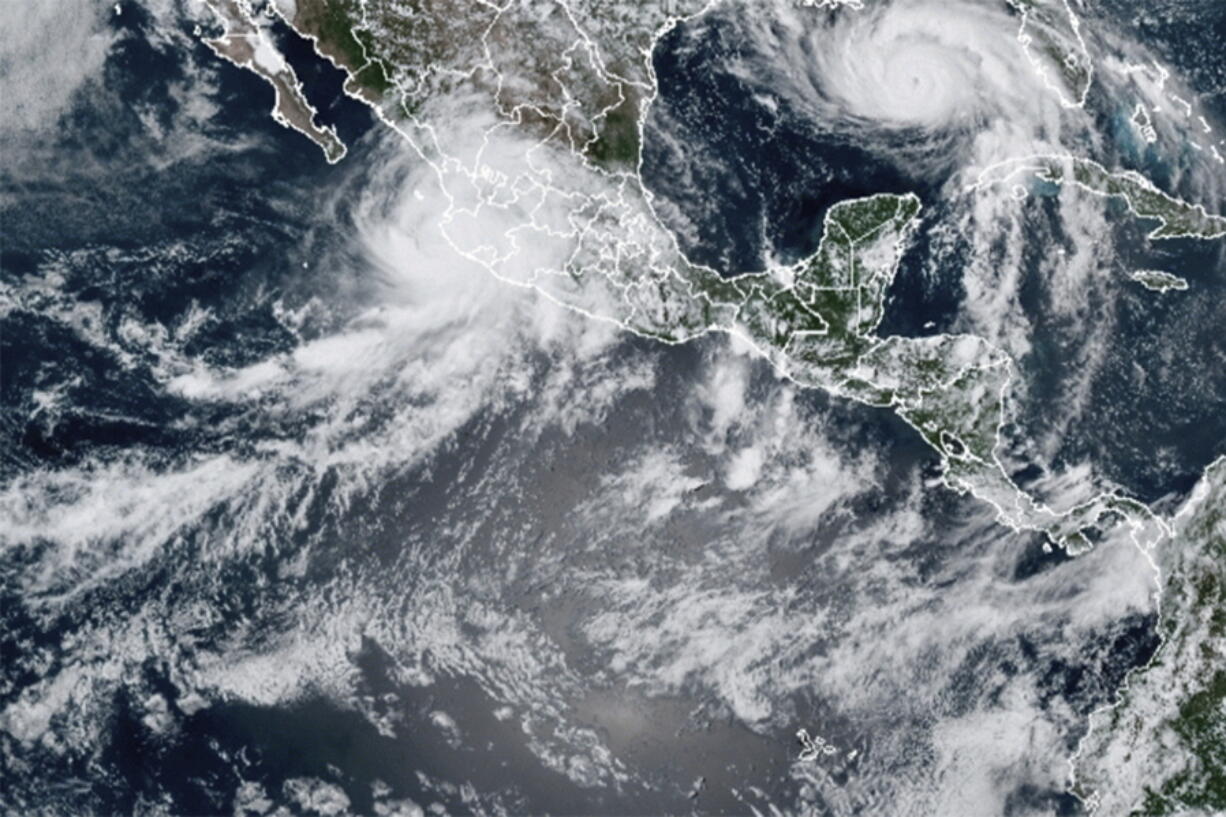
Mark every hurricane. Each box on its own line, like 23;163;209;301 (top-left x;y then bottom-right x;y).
788;0;1043;134
3;0;1226;815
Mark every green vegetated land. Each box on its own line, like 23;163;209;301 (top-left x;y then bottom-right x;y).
1135;485;1226;816
295;0;392;97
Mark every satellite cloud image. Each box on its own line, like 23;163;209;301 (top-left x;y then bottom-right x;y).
2;0;1225;815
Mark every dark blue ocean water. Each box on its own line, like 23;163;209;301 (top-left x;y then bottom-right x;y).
641;5;1226;508
0;4;1190;815
642;13;927;277
0;3;374;481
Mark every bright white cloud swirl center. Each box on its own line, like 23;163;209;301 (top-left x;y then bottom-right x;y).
723;0;1084;167
812;21;992;128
